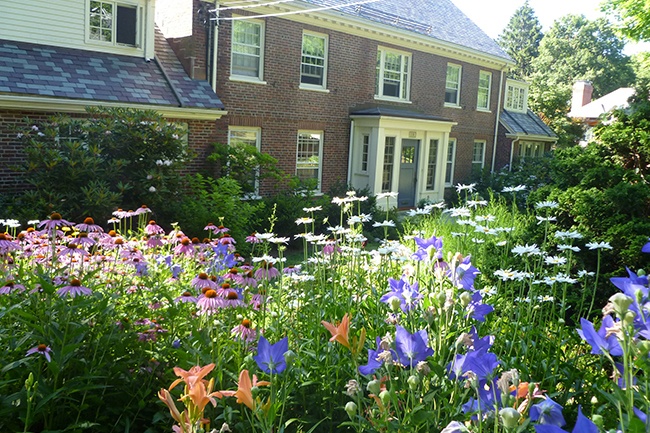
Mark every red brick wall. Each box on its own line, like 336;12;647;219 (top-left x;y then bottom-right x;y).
213;10;505;193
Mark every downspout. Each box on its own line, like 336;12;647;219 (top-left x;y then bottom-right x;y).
509;138;519;171
212;1;219;93
490;67;506;173
347;120;355;185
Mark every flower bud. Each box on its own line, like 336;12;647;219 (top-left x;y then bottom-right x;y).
367;379;381;395
344;401;357;419
459;291;472;307
591;414;604;428
638;340;650;355
284;349;296;366
638;269;646;277
379;389;391;406
388;296;402;312
624;310;637;325
499;407;520;429
436;291;447;305
251;386;260;397
407;375;420;390
609;293;633;316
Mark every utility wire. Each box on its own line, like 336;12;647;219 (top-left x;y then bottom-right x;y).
218;0;297;11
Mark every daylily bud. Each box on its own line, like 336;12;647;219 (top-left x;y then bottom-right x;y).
499;407;520;429
407;375;420;390
459;291;472;307
344;401;357;419
367;379;381;395
379;389;391;406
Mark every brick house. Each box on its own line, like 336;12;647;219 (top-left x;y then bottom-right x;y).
160;0;556;208
0;0;226;193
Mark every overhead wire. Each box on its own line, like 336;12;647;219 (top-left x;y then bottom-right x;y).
212;0;383;21
217;0;297;11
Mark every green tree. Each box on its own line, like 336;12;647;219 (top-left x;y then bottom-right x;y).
496;0;543;79
602;0;650;42
528;15;634;144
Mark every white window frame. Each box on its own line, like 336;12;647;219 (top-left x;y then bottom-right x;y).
444;138;456;187
228;127;262;198
477;71;492;111
425;138;439;191
86;0;141;47
300;31;328;91
519;141;546;159
472;140;486;173
296;131;323;192
230;18;266;83
505;80;528;112
445;64;462;107
360;134;370;173
381;136;396;192
375;47;411;102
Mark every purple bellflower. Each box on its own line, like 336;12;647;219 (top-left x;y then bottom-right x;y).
358;337;396;375
534;406;597;433
462;378;500;416
577;316;623;356
253;335;289;374
466;291;494;322
380;278;422;312
394;325;433;368
449;256;481;291
642;239;650;253
412;235;443;262
530;397;566;427
448;346;500;381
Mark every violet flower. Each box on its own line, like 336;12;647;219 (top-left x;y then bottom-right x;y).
380;278;422;312
577;316;623;356
530;396;566;427
394;325;433;368
449;346;499;381
534;406;597;433
26;344;52;362
254;335;289;374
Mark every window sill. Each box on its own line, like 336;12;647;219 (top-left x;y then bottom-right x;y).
299;85;330;93
230;76;268;85
476;108;491;113
444;103;462;109
374;95;412;104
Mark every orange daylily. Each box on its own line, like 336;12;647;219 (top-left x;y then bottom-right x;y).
321;313;350;348
186;377;224;412
170;363;216;390
158;388;183;424
221;369;270;411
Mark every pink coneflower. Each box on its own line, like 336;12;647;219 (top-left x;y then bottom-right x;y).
222;288;244;308
56;278;92;298
231;319;257;343
70;232;96;248
174;237;194;255
174;291;198;303
255;262;281;281
246;232;262;243
144;220;164;235
120;247;145;264
218;234;236;245
250;291;265;310
0;233;19;253
204;222;217;233
283;265;301;275
0;280;25;294
214;225;230;234
146;236;164;248
191;272;217;290
38;212;73;232
58;242;90;259
238;269;258;288
75;217;104;233
223;267;240;281
26;344;52;362
197;289;223;313
134;205;152;215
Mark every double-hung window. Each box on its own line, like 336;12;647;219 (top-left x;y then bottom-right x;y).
228;127;262;197
445;138;456;186
445;64;461;106
477;71;492;111
231;19;265;81
376;48;411;101
88;1;138;46
296;131;323;191
472;140;486;175
300;32;328;89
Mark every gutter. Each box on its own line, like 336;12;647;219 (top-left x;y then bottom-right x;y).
490;67;505;173
347;120;355;185
212;0;219;93
154;56;185;107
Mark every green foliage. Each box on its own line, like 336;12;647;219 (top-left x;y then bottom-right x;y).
497;0;544;79
14;107;189;222
602;0;650;42
529;15;634;144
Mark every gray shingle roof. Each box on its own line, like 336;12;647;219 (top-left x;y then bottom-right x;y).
350;104;452;122
0;37;224;110
301;0;511;61
500;109;556;139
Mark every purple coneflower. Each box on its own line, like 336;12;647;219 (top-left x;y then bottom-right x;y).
255;262;281;280
38;212;73;232
197;289;223;313
174;291;198;303
144;220;164;236
0;233;19;253
70;232;96;248
0;280;25;294
26;344;52;362
56;278;93;298
58;242;90;258
134;205;152;215
191;272;218;290
174;237;194;255
231;319;257;343
246;232;262;243
75;217;104;233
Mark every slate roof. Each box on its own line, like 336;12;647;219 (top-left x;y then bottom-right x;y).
302;0;511;61
350;104;453;122
500;109;557;140
0;36;224;110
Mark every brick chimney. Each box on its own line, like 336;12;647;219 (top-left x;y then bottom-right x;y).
571;81;593;112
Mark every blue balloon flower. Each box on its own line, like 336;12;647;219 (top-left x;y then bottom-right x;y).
253;335;289;374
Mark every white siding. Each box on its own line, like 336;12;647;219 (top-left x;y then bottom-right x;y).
0;0;149;57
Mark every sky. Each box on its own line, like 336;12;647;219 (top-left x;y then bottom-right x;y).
450;0;650;55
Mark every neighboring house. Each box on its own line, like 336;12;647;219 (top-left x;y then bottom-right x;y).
0;0;226;193
496;79;557;168
159;0;553;208
569;80;635;145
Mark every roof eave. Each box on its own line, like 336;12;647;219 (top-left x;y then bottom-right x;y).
504;133;557;142
0;94;226;120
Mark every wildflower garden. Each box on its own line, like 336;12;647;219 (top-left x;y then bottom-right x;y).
1;107;650;433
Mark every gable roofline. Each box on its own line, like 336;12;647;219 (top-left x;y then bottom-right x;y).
225;1;514;69
0;94;227;120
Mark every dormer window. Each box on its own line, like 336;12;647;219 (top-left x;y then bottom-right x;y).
505;80;528;112
89;1;138;47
